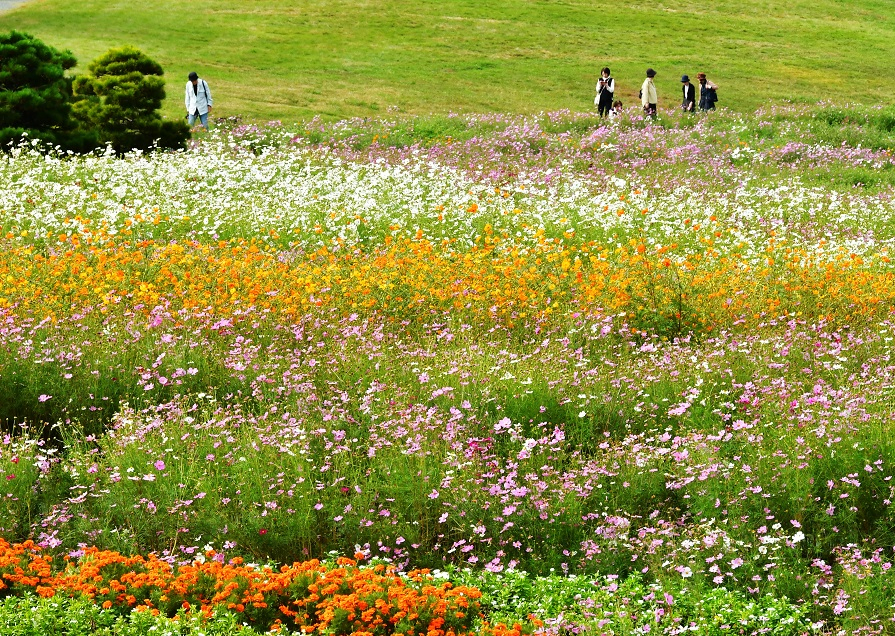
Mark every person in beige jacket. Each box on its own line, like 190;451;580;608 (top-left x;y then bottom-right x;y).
641;68;658;118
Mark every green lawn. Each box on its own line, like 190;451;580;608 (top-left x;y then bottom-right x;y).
2;0;893;123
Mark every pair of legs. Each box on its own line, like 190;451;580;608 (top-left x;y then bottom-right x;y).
598;100;613;117
188;111;209;129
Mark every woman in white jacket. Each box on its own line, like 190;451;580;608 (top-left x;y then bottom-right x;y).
185;71;213;129
640;68;657;119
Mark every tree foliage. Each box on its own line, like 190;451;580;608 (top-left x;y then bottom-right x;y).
72;46;189;152
0;30;94;150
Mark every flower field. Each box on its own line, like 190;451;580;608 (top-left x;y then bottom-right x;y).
1;105;895;633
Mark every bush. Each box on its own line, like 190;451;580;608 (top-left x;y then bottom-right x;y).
72;46;189;152
0;31;95;151
0;593;283;635
450;569;815;635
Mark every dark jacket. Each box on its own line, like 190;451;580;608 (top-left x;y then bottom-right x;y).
597;77;615;107
699;82;718;110
681;83;695;111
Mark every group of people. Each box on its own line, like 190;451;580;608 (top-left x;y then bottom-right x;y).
595;67;719;119
187;66;719;130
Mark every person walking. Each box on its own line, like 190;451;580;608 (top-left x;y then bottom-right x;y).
697;72;718;112
681;75;695;112
185;71;213;129
595;67;615;118
641;68;658;118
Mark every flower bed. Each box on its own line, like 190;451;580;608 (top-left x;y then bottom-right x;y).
2;107;895;632
0;539;534;635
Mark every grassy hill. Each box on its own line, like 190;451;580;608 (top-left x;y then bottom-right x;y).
1;0;894;123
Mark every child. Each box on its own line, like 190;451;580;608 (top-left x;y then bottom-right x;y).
609;100;623;120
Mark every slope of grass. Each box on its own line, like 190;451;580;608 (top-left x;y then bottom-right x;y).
1;0;894;122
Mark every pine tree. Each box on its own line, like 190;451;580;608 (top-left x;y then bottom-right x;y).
72;46;189;152
0;31;93;151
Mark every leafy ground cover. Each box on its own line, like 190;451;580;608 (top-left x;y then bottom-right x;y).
1;0;894;121
0;539;817;634
1;105;895;632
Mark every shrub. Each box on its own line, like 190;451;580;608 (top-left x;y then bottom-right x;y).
0;593;282;635
0;31;95;151
451;569;815;635
72;46;189;152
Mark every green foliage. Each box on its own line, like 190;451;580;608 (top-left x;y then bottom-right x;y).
451;569;815;635
0;31;94;151
0;593;285;635
808;105;895;151
72;46;189;152
0;312;251;438
0;431;46;540
0;34;189;154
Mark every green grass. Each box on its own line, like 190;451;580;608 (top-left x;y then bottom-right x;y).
1;0;894;122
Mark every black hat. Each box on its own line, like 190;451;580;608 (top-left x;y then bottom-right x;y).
681;74;690;83
646;68;656;78
188;71;198;81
